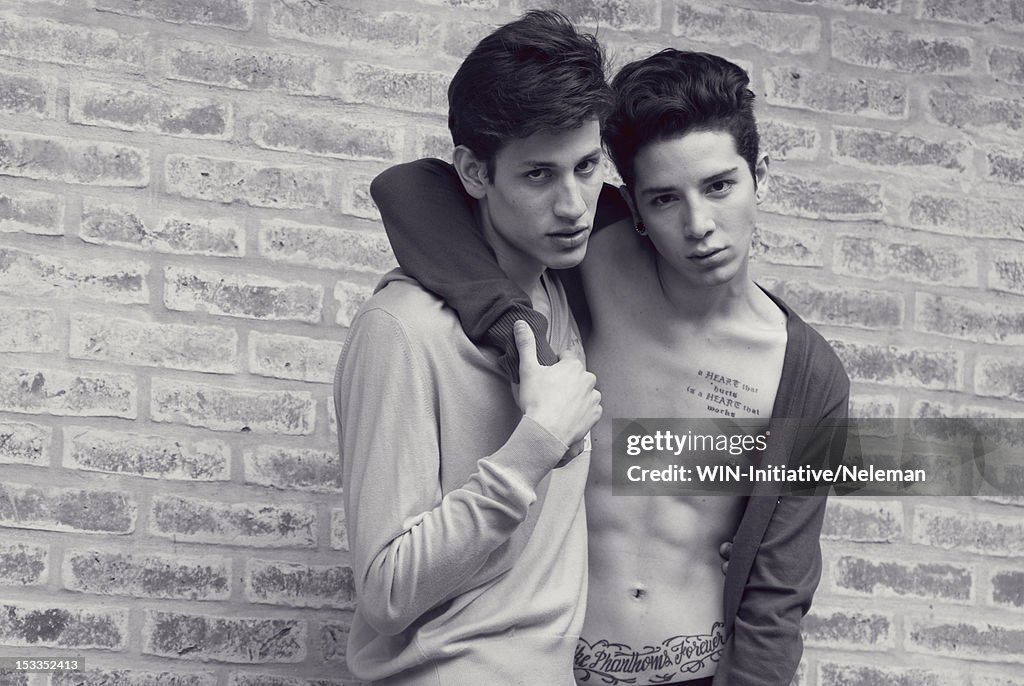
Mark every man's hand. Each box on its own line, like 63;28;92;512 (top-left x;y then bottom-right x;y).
513;321;602;452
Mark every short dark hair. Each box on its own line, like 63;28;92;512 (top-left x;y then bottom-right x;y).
448;10;613;179
604;50;760;190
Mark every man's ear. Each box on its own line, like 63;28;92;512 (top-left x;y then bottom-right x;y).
452;145;489;200
618;184;641;224
618;184;648;236
753;153;770;204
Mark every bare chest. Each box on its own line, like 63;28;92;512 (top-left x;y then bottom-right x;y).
588;326;785;422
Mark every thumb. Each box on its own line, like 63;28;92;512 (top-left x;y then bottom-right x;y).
514;321;539;375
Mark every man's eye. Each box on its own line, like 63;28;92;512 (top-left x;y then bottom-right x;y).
652;195;674;207
526;169;551;180
576;159;597;174
708;180;733;195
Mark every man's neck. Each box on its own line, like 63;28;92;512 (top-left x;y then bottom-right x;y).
653;256;757;324
475;205;546;295
496;252;546;296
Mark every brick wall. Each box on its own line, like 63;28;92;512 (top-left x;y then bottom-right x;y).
0;0;1020;684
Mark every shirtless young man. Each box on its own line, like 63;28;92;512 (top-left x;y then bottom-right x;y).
335;12;610;684
370;50;850;686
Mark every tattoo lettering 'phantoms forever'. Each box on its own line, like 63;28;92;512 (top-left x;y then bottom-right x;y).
574;622;725;685
687;369;761;418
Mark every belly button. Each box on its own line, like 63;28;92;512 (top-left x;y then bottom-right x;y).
631;587;647;600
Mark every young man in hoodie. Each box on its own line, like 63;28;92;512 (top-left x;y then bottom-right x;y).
335;11;613;685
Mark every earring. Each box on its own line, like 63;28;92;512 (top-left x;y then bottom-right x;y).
634;221;647;236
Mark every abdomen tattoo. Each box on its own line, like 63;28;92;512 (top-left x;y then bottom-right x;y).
574;622;725;684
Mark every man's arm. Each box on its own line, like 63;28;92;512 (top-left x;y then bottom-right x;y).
371;159;556;380
714;371;850;686
338;311;600;635
371;159;630;379
714;496;826;685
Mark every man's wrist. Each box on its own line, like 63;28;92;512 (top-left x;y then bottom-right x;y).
489;310;557;382
488;416;570;489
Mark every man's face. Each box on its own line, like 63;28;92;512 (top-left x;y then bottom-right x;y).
631;129;767;289
476;119;604;274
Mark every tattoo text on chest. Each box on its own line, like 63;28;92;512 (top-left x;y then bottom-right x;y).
686;369;761;418
574;622;725;684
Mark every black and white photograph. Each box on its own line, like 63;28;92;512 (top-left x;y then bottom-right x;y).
0;1;1022;685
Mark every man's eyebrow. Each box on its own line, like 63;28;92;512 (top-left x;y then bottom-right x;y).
640;167;740;196
640;185;676;197
702;167;739;185
521;148;602;168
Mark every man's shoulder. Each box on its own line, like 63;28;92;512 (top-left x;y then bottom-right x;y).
355;269;457;335
344;269;479;375
790;309;847;380
765;288;850;395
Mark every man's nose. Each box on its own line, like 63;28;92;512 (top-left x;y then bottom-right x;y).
683;198;715;239
554;177;587;223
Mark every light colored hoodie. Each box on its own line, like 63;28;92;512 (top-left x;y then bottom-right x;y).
334;269;589;685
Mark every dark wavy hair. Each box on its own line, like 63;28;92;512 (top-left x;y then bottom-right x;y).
448;10;613;179
604;50;760;190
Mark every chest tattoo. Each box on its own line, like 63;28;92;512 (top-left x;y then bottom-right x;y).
687;369;762;418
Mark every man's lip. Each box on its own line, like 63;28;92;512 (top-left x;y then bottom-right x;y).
689;247;725;259
550;226;589;237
